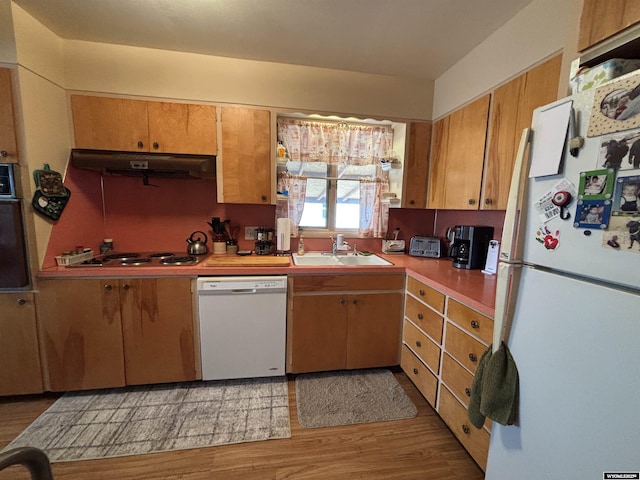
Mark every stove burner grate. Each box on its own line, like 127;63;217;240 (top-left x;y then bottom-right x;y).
161;256;197;265
103;252;141;261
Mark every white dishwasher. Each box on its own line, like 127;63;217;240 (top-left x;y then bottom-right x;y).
197;276;287;381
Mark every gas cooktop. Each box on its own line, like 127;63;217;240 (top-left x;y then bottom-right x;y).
68;251;206;267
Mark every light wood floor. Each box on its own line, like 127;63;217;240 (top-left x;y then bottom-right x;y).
0;372;484;480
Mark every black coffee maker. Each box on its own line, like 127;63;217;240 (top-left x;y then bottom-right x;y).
448;225;494;269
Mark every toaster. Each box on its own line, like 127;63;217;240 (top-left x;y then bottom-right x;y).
409;236;441;258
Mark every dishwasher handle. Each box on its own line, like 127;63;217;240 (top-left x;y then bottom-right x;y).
230;288;257;294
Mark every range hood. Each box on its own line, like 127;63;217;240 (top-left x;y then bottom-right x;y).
70;149;216;180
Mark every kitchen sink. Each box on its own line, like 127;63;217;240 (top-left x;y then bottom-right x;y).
291;252;393;266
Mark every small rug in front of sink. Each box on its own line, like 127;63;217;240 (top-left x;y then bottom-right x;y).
295;369;417;428
3;376;290;462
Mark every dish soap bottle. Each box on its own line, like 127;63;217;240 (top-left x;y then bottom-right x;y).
277;141;287;159
297;230;305;255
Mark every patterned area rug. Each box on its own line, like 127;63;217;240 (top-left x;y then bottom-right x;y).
4;377;290;462
295;369;417;428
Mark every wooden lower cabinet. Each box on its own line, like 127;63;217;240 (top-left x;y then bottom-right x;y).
0;292;44;395
401;274;493;471
38;277;196;391
287;274;404;374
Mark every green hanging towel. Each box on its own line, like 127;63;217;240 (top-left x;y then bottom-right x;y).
468;342;519;428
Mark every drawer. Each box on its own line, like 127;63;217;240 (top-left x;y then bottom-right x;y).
441;353;474;407
406;276;445;313
401;345;437;406
438;385;490;471
447;298;494;344
405;295;444;343
290;274;405;293
444;323;488;374
403;319;441;373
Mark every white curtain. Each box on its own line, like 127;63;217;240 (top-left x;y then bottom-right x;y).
277;118;393;238
358;177;390;238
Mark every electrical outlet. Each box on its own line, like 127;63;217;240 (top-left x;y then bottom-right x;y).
245;226;259;240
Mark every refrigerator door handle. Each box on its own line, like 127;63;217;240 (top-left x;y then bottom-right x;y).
500;128;531;263
493;262;522;353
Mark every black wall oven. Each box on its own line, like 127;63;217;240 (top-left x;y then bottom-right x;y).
0;164;29;288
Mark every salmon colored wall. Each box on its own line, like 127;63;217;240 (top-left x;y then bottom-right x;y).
44;165;504;266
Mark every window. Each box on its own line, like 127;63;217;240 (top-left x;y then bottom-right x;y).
277;116;396;237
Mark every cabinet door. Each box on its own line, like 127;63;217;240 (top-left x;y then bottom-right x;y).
482;55;561;210
0;68;18;163
428;95;490;210
147;102;217;154
288;294;348;373
0;293;43;395
71;95;149;151
219;106;272;204
402;122;431;208
578;0;640;51
37;279;126;391
346;292;403;369
120;278;196;385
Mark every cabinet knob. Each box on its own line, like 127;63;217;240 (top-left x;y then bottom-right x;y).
484;198;493;205
0;150;7;158
152;142;159;150
104;284;113;291
137;141;144;149
465;387;471;397
468;199;476;205
339;298;346;304
122;284;130;290
469;353;477;363
352;299;358;305
415;341;422;348
409;199;415;205
261;195;268;202
470;320;479;329
419;289;425;296
17;298;27;305
417;313;424;320
462;424;470;434
412;368;419;375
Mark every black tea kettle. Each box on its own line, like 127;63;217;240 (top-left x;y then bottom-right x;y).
187;231;209;255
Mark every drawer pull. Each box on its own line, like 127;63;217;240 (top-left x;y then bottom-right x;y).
419;289;425;296
122;284;130;291
104;284;113;291
412;368;419;375
470;320;479;329
339;298;346;304
17;298;27;305
465;387;471;397
137;141;144;149
469;353;477;363
462;424;470;434
352;299;358;305
415;341;422;348
417;313;424;320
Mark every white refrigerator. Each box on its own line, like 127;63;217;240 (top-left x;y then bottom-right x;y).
485;81;640;479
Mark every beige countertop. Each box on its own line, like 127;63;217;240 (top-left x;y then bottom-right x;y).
39;253;497;316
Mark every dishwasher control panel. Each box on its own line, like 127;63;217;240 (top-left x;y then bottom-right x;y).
197;276;287;292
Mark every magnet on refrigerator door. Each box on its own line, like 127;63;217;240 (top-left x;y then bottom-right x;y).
574;199;612;228
535;225;560;251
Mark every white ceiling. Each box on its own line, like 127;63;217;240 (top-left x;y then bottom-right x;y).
12;0;533;80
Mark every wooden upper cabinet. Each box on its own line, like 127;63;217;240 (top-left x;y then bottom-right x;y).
71;95;217;154
578;0;640;51
0;293;43;396
428;95;490;210
483;55;562;210
72;95;149;151
402;122;431;209
219;106;271;204
0;68;19;163
146;101;217;154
